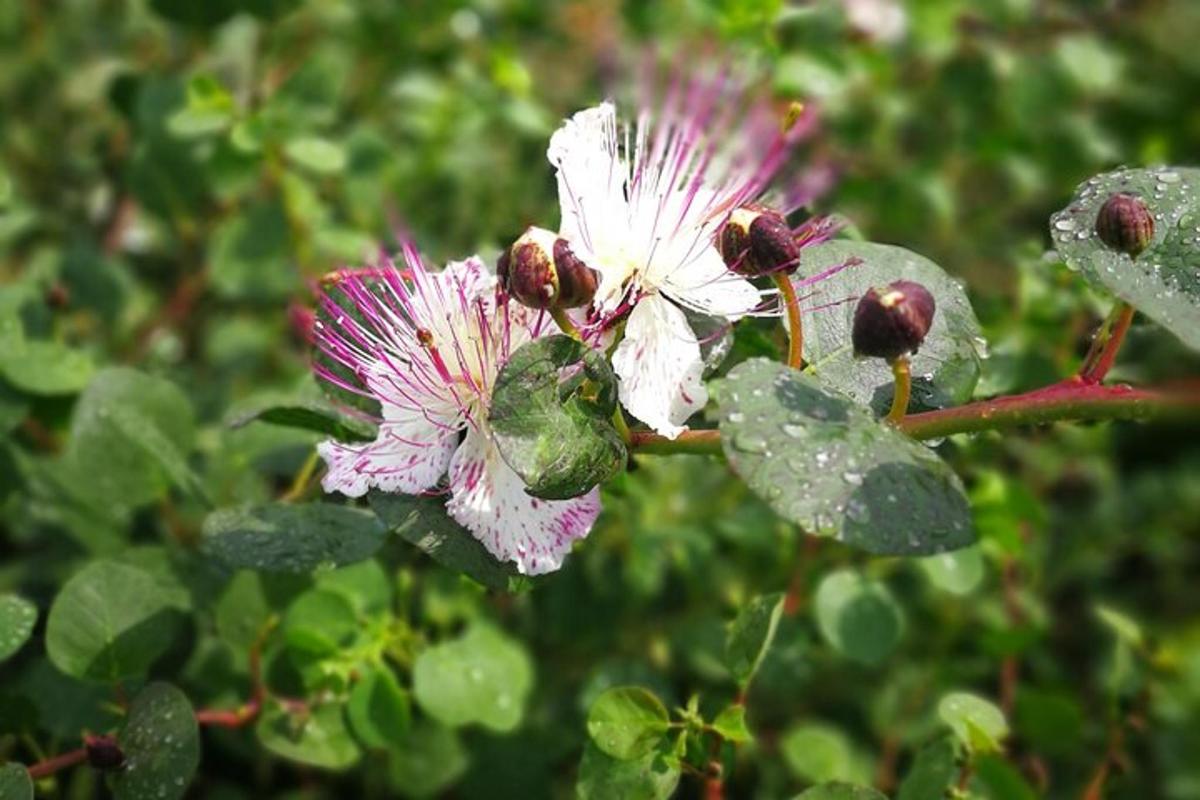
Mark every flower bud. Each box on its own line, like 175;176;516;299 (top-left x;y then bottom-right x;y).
852;280;936;361
1094;192;1154;258
499;227;597;310
84;734;125;771
718;204;800;276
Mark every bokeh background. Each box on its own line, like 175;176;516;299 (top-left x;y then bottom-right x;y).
2;0;1200;798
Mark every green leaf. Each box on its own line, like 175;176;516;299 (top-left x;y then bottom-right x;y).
919;545;985;595
937;691;1009;754
897;736;961;800
0;380;29;433
972;753;1038;800
586;686;671;760
368;492;525;592
781;723;855;783
316;559;392;615
0;763;32;800
0;341;94;395
46;560;186;682
285;137;348;174
167;74;234;138
258;700;361;770
577;740;680;800
346;668;411;749
228;401;376;442
64;368;196;508
1095;604;1144;647
716;359;975;555
711;705;752;743
282;589;358;656
202;502;388;573
1051;166;1200;351
109;683;200;800
725;592;784;689
799;241;986;413
412;624;532;732
210;201;294;300
815;570;904;665
793;783;887;800
0;594;37;662
488;335;627;500
386;720;468;798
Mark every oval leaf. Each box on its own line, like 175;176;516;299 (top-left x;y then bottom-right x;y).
202;502;388;573
577;740;680;800
782;723;855;783
346;667;411;749
794;783;888;800
0;763;32;800
725;592;784;689
0;341;95;396
586;687;671;761
110;683;200;800
1051;166;1200;351
799;241;986;414
937;691;1009;754
814;569;905;665
897;736;962;800
489;335;627;500
716;359;975;555
257;700;361;770
0;593;37;662
412;624;533;733
228;401;376;442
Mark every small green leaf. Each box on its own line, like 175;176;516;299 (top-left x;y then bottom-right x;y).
489;335;627;500
919;545;985;595
897;736;961;800
799;241;986;413
202;502;388;573
285;137;347;174
814;569;904;665
577;740;680;800
937;692;1009;754
716;359;975;556
257;700;361;770
46;560;186;682
386;720;468;798
346;668;411;749
368;492;526;592
167;74;234;138
412;624;532;732
793;783;888;800
109;683;200;800
972;753;1038;800
586;687;671;761
0;763;32;800
1051;166;1200;352
210;201;294;300
0;594;37;662
725;592;784;689
711;705;752;743
1095;605;1144;647
282;589;358;656
0;380;29;433
228;401;376;442
0;341;94;395
781;723;855;783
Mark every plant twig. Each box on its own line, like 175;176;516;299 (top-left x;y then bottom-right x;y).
280;450;320;502
773;274;804;369
1079;302;1135;385
886;356;911;424
25;747;87;779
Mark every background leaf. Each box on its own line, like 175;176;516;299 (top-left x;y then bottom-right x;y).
814;569;905;665
725;592;784;689
0;594;37;662
228;401;376;443
257;700;361;770
412;624;533;732
585;687;670;760
202;503;388;573
346;668;411;749
576;740;679;800
110;683;200;800
938;691;1009;754
0;763;32;800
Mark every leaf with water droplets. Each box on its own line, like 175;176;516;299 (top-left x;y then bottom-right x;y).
794;782;888;800
799;241;986;414
937;691;1009;754
576;739;680;800
202;502;388;573
0;763;32;800
228;400;376;443
1052;166;1200;351
412;624;533;732
0;593;37;663
585;687;671;761
257;699;361;770
109;682;199;800
715;359;975;556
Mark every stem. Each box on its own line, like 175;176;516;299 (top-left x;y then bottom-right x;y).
773;274;804;369
26;748;87;779
1079;302;1135;384
550;307;582;341
886;357;911;424
280;450;320;502
612;407;632;446
630;428;721;455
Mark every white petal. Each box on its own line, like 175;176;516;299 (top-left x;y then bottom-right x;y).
611;294;707;439
318;415;456;499
446;428;599;575
660;247;762;320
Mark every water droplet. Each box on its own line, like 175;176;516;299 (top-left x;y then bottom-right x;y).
781;423;806;438
1158;170;1181;183
1053;217;1076;231
842;471;863;486
727;411;745;424
733;432;769;454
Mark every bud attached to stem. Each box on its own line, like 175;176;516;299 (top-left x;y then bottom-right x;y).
498;226;598;311
852;280;936;361
1094;192;1154;258
719;204;800;277
84;734;126;771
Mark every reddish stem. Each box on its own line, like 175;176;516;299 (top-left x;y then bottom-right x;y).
1079;303;1135;385
774;274;805;369
25;748;87;779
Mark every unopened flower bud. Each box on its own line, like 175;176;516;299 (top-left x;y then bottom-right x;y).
719;204;800;276
84;734;125;771
499;226;597;310
1094;192;1154;258
852;280;936;361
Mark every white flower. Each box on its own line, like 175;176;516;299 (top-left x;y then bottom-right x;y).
547;76;812;438
313;247;599;575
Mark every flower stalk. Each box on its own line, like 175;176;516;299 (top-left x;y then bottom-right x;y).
1078;302;1135;385
773;274;804;369
886;356;911;424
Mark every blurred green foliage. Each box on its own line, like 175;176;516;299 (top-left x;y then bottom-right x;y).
2;1;1200;798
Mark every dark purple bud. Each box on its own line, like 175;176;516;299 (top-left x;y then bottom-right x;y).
500;227;597;310
1094;192;1154;258
719;204;800;276
84;734;125;771
852;280;936;361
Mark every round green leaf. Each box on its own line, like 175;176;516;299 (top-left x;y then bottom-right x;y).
110;683;200;800
716;359;976;555
577;740;680;800
793;783;887;800
0;763;32;800
0;594;37;662
585;686;671;760
489;335;627;500
386;720;468;798
282;589;358;656
781;723;855;783
412;624;533;732
725;592;784;689
814;570;905;665
202;502;388;573
257;700;362;770
799;241;986;413
937;691;1009;754
346;668;411;749
1051;166;1200;351
285;137;347;174
0;341;94;396
46;560;186;682
897;736;961;800
919;545;985;595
